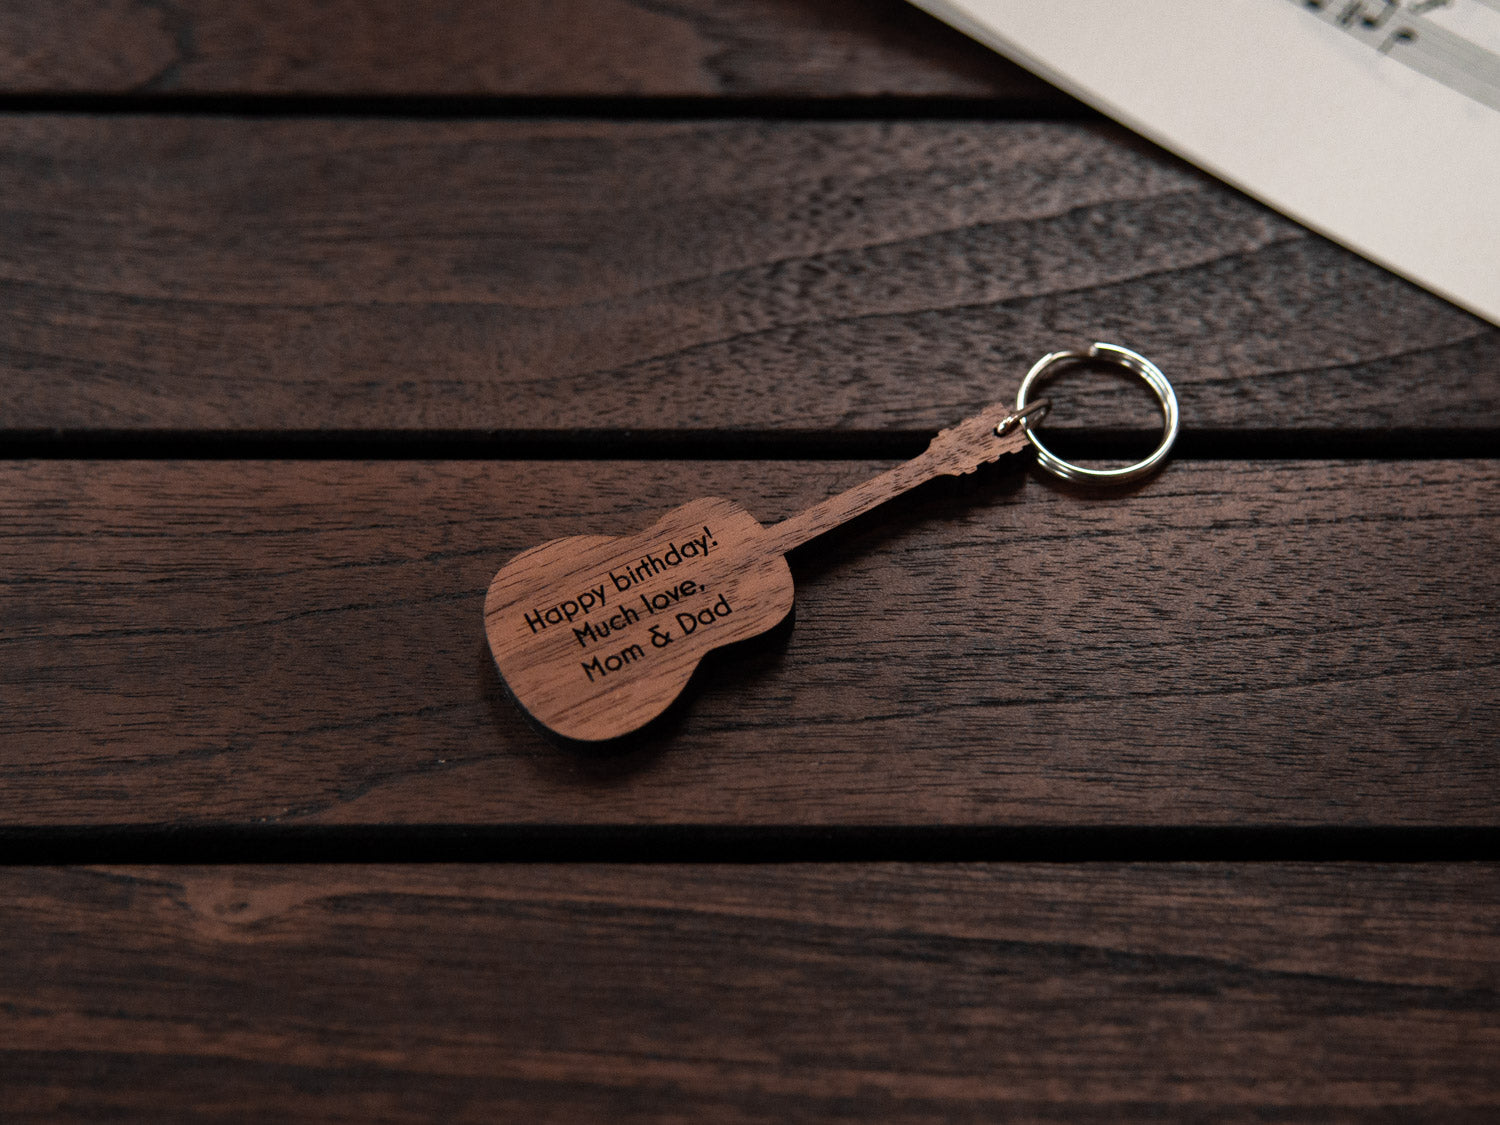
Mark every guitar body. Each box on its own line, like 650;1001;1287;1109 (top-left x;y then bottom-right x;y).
484;495;795;742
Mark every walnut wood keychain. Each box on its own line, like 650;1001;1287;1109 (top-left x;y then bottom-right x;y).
486;342;1180;742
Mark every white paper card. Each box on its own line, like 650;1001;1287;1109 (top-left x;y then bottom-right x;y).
911;0;1500;326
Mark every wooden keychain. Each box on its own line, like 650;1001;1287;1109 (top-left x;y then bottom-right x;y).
485;342;1180;742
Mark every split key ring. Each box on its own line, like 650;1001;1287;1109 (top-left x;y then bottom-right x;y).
1012;342;1180;485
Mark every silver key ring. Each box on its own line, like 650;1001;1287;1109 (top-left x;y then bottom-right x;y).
1015;342;1180;485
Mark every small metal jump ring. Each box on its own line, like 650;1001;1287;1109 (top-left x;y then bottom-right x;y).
1015;342;1179;485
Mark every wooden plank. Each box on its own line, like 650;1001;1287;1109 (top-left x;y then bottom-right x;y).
2;117;1494;434
2;458;1495;827
2;863;1496;1121
0;0;1050;99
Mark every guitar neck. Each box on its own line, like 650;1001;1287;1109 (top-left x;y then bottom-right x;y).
759;403;1038;556
759;454;945;557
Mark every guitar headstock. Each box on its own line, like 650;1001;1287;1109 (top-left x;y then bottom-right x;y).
921;399;1047;477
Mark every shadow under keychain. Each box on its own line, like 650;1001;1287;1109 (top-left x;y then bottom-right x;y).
485;342;1180;742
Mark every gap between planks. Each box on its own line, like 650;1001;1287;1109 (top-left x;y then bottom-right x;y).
0;93;1097;121
2;825;1500;867
4;429;1499;461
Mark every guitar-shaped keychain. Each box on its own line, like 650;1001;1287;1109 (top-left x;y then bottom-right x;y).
486;343;1179;742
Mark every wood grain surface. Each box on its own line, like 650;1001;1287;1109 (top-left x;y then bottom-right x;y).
3;458;1494;827
3;117;1495;434
7;2;1494;1118
0;0;1050;99
3;863;1497;1122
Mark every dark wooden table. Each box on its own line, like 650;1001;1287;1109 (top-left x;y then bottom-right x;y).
3;3;1498;1119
